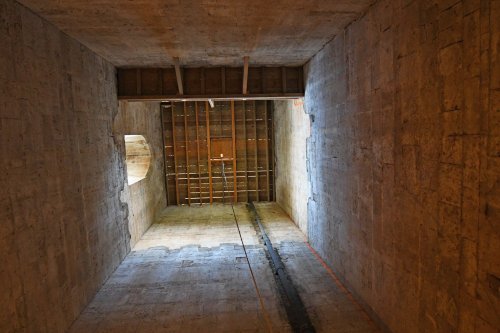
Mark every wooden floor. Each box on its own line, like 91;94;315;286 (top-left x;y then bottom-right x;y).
69;203;381;333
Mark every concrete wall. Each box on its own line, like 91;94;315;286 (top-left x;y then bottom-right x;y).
0;1;130;332
114;101;167;247
274;99;310;235
304;1;499;332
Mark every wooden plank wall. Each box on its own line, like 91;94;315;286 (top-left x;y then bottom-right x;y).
118;66;304;100
161;101;274;205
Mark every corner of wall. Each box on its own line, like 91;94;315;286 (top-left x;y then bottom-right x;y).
113;101;167;248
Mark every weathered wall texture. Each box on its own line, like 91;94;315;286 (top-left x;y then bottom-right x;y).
114;101;167;247
304;0;499;332
274;99;310;234
0;1;130;332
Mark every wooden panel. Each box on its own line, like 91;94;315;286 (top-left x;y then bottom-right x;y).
117;69;138;96
285;67;300;93
162;69;178;95
262;67;282;94
225;67;243;94
161;100;274;205
141;68;162;95
221;67;226;94
211;138;233;159
184;68;202;95
248;67;263;94
204;68;222;95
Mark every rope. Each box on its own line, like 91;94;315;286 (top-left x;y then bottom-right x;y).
221;157;274;333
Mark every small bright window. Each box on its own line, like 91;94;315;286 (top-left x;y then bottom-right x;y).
125;135;151;185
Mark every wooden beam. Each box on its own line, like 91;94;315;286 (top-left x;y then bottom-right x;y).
195;102;202;205
231;101;237;203
253;100;259;202
243;56;249;95
171;102;180;205
243;101;248;202
184;102;191;205
174;57;183;95
270;102;275;201
118;66;304;100
205;101;213;204
160;104;170;205
264;101;270;201
119;93;304;102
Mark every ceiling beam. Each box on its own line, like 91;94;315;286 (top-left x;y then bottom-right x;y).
117;66;304;100
242;56;249;95
120;94;303;102
173;57;183;95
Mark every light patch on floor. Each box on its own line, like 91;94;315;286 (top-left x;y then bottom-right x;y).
69;203;381;332
134;205;261;250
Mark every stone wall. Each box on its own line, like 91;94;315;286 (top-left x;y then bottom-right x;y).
274;99;310;235
114;101;167;247
0;1;129;332
304;0;499;332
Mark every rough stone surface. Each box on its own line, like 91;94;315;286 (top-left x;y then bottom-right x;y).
70;204;290;333
304;0;499;332
114;101;167;247
274;99;310;234
0;0;129;331
15;0;374;67
257;203;381;333
70;203;381;333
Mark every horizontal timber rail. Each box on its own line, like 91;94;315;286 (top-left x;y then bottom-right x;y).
117;66;304;101
119;94;303;102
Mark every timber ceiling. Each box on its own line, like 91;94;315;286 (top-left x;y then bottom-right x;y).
162;101;275;205
17;0;373;67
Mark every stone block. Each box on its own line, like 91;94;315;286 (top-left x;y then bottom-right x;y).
303;0;497;331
